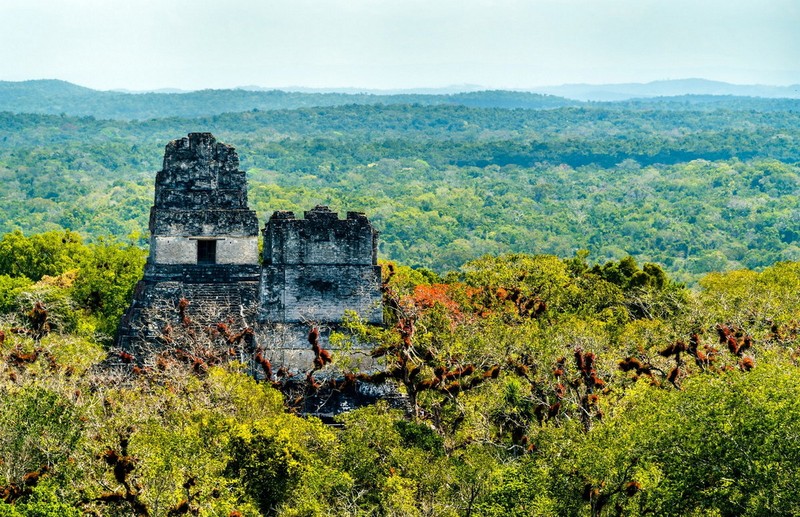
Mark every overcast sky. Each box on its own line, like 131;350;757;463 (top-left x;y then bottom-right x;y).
1;0;798;91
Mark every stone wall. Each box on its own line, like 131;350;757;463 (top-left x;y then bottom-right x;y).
260;265;382;323
149;209;259;236
263;207;378;266
256;324;377;374
151;236;259;265
259;206;383;326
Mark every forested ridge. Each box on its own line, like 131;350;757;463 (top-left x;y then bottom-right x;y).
1;83;800;515
0;80;578;119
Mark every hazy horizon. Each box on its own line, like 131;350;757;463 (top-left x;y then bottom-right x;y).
7;76;800;95
2;0;799;92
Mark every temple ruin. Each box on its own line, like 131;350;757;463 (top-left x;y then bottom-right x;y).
117;133;383;379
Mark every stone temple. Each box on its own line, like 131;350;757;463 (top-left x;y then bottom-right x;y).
118;133;383;375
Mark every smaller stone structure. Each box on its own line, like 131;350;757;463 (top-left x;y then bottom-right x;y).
255;206;382;373
260;206;382;324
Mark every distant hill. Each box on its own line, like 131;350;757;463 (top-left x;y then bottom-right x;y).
533;78;800;101
238;84;487;95
4;78;800;121
0;80;578;120
602;94;800;112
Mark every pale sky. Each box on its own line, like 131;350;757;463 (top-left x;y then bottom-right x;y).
1;0;798;91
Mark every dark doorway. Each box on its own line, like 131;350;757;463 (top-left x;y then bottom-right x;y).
197;240;217;264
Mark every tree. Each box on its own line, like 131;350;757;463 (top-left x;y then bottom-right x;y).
0;231;85;281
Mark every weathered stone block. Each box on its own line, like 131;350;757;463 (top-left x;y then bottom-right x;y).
263;206;378;266
259;264;382;324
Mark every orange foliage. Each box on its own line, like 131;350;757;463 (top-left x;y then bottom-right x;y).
412;284;463;318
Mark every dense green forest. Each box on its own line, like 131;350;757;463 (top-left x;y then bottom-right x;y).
1;87;799;282
1;82;800;515
1;230;800;515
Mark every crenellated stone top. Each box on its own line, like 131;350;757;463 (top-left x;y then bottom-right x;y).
262;206;378;266
154;132;248;211
149;133;258;237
